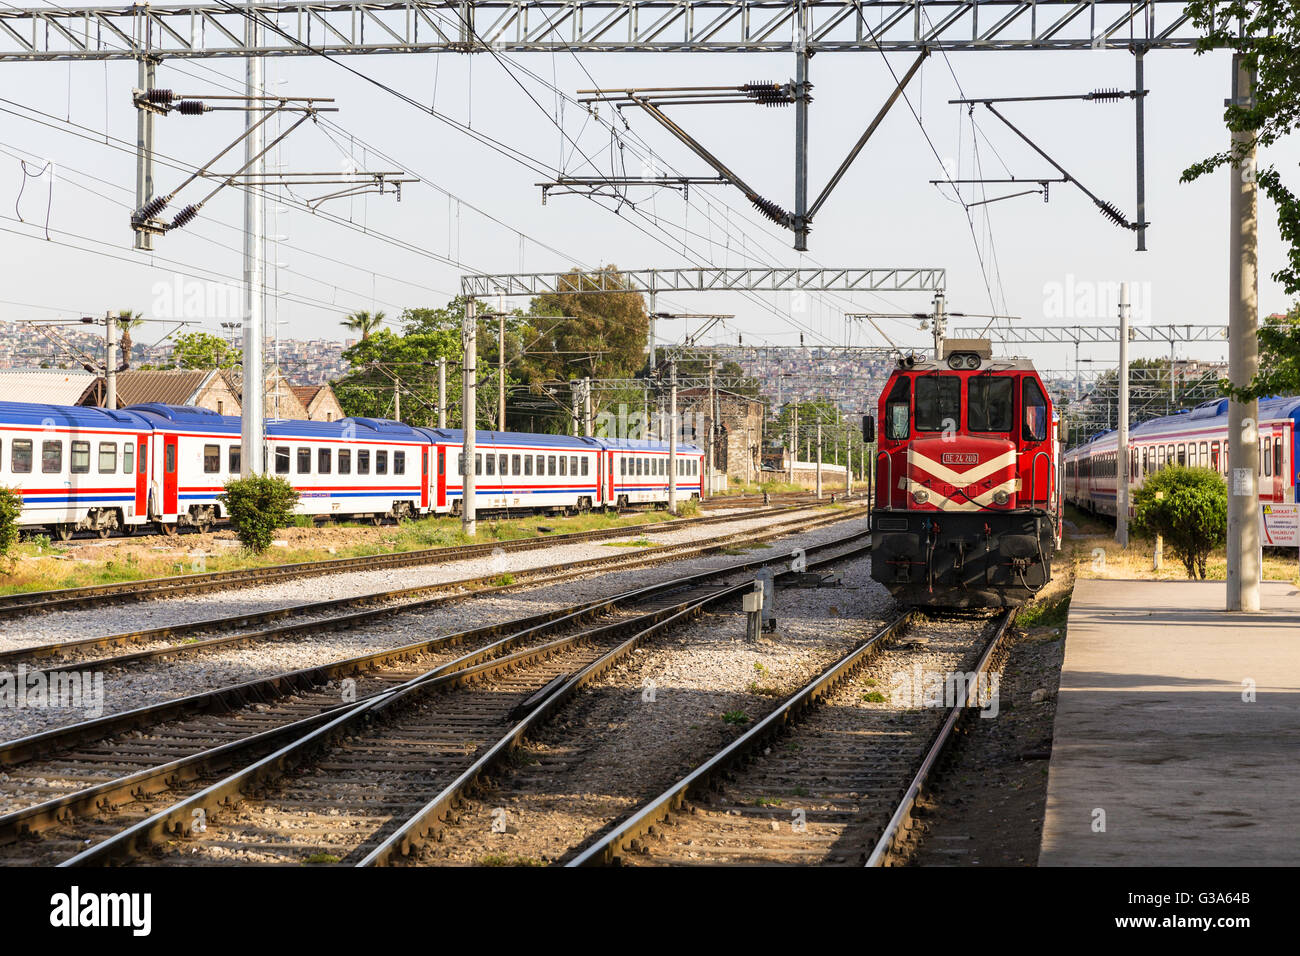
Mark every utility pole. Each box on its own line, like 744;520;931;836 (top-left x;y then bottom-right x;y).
104;312;119;409
133;55;156;252
498;311;506;430
1117;282;1130;548
393;379;401;423
462;298;477;536
815;418;823;499
583;377;593;437
706;360;716;498
668;361;678;514
1226;53;1260;612
792;0;810;250
437;357;446;428
240;15;265;477
788;405;797;484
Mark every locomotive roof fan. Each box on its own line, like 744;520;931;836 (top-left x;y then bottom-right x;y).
942;337;993;371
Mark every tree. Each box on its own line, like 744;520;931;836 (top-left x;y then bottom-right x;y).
218;475;300;553
1131;466;1229;579
114;310;144;370
171;331;240;369
1222;304;1300;400
342;310;386;341
1182;0;1300;398
519;266;649;385
0;487;19;564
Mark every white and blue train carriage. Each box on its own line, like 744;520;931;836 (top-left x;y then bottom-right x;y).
0;401;155;539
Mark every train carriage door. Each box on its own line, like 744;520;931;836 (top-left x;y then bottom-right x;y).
162;434;179;515
135;435;148;518
436;447;446;509
421;447;430;510
608;452;615;502
596;453;604;505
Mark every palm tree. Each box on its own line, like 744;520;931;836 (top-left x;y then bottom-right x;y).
342;310;386;341
115;310;144;370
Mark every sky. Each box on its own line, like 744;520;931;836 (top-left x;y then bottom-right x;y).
1;24;1296;383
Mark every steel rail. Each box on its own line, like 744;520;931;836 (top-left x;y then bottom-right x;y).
57;533;870;866
0;517;866;774
864;608;1016;866
567;609;918;865
4;506;860;675
0;499;815;619
361;540;874;866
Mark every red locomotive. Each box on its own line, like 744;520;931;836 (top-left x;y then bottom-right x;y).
868;340;1061;607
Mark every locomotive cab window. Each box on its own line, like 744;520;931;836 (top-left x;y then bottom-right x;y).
969;377;1013;432
914;375;960;432
1022;379;1049;442
884;377;911;440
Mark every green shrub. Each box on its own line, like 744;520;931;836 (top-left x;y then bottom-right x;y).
218;475;301;554
1132;466;1228;579
0;487;20;562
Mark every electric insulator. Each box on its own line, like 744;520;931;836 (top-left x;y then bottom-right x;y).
1088;88;1127;102
168;204;199;231
145;88;175;104
743;81;793;107
1093;198;1131;228
750;194;792;227
176;100;207;115
133;195;169;223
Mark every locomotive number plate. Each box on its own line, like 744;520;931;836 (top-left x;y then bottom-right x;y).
941;452;979;465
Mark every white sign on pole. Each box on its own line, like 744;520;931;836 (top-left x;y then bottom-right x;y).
1261;503;1300;548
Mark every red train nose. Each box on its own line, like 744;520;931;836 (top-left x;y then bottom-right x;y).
905;436;1018;511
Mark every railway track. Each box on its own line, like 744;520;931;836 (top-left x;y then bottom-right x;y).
0;505;859;677
566;608;1014;867
0;530;870;863
0;499;832;619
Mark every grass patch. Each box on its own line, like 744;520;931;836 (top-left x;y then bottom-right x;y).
721;709;750;725
1018;591;1072;629
754;796;783;807
862;691;887;703
302;852;341;864
747;681;782;696
602;537;656;548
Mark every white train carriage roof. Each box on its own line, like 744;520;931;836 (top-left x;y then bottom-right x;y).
1065;395;1300;458
416;428;703;456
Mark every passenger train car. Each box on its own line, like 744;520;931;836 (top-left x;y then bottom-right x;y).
0;400;704;538
1062;395;1300;516
869;341;1061;607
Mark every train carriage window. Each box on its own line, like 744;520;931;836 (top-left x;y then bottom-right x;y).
521;454;531;476
485;453;495;476
357;449;371;475
275;446;290;474
1141;447;1149;473
1275;437;1283;478
1263;441;1272;477
512;454;521;476
297;447;311;474
1022;379;1049;442
558;455;566;477
71;441;90;474
228;446;240;474
12;439;32;474
1199;442;1209;469
100;442;119;474
1157;446;1166;469
124;442;135;475
499;454;507;476
202;444;219;474
580;456;588;476
548;455;557;476
884;377;911;440
914;375;961;432
1167;444;1175;466
1177;444;1186;466
338;449;351;474
318;448;332;474
472;454;479;476
376;450;388;475
969;377;1014;433
394;450;405;475
535;455;545;476
1210;443;1219;472
42;440;62;474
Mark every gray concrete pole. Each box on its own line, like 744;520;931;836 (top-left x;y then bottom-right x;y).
240;18;265;477
1117;282;1130;548
105;312;118;409
437;358;446;428
583;377;593;438
789;406;797;484
815;419;823;499
462;297;477;536
668;362;678;514
133;56;156;252
1226;54;1261;611
393;380;400;422
498;311;506;430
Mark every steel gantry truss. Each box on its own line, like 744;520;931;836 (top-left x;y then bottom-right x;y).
954;324;1229;345
0;1;1205;60
461;266;945;297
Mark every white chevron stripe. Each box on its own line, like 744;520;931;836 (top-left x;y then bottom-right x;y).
908;477;1019;512
907;447;1018;487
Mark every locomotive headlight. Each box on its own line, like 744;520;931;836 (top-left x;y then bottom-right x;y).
993;490;1010;505
912;489;930;504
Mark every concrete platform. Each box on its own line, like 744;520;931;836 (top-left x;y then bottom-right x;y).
1039;578;1300;866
